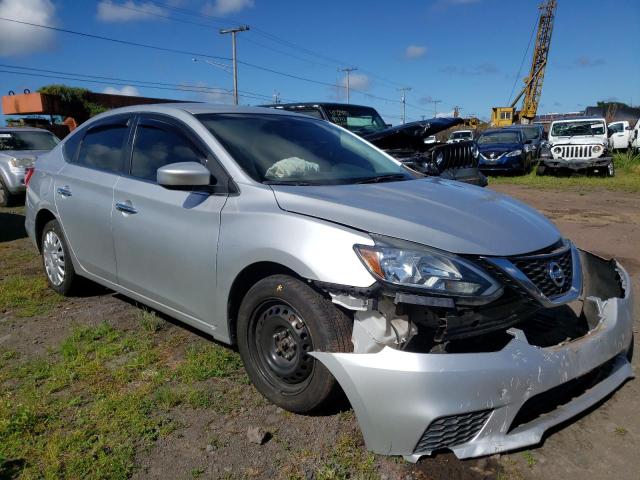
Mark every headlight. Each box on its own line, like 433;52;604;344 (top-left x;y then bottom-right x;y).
505;149;522;157
592;145;603;153
552;146;562;154
354;236;502;299
435;152;444;165
471;145;479;158
9;157;34;168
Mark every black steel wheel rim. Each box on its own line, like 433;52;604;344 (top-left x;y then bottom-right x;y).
251;301;314;392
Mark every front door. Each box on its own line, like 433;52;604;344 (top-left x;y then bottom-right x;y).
54;116;132;282
112;115;228;323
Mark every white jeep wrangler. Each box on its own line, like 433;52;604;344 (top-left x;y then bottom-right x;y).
539;118;614;177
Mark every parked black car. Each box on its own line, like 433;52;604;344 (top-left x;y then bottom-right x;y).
477;128;536;175
513;124;545;159
262;103;487;187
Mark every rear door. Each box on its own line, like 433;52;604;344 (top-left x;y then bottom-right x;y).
112;114;229;322
54;115;132;282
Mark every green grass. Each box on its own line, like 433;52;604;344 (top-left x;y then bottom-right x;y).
316;434;379;480
489;152;640;192
0;274;63;317
0;322;248;479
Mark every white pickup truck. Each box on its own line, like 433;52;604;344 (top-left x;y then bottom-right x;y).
607;120;632;151
540;118;614;177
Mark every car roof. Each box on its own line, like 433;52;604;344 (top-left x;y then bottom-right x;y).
90;103;308;118
550;118;605;123
481;128;522;134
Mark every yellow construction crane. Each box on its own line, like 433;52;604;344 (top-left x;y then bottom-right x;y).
491;0;557;127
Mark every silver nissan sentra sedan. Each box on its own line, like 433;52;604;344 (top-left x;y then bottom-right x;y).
25;104;634;461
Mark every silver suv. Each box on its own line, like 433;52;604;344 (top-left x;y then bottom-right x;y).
0;127;59;206
25;104;634;462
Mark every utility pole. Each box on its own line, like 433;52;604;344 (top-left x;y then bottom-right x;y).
431;99;441;117
219;25;250;105
398;87;412;124
273;90;281;104
338;66;358;103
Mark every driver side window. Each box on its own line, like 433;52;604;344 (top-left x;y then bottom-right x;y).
131;121;203;182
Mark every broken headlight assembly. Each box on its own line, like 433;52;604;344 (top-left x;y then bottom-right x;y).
354;236;503;301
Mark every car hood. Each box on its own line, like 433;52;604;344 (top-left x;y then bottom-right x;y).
0;149;49;160
478;143;521;153
270;178;560;256
550;137;606;145
363;117;463;151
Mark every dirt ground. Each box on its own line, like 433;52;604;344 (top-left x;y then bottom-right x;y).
0;184;638;480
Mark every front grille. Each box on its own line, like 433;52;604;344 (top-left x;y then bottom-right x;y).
413;410;492;453
512;247;573;298
509;356;619;432
432;141;478;171
557;145;596;159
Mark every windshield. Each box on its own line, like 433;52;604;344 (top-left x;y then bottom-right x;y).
323;106;387;135
450;131;472;140
0;130;59;151
477;131;520;144
551;120;605;137
521;127;540;141
197;113;411;185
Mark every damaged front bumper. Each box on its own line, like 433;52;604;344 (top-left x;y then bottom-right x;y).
312;250;635;461
542;156;612;171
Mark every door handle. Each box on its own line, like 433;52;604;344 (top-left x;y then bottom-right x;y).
115;202;138;214
56;186;72;197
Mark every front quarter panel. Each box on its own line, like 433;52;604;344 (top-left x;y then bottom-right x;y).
215;183;376;341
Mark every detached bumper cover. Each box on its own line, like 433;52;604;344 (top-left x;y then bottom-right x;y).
542;156;612;171
312;252;634;461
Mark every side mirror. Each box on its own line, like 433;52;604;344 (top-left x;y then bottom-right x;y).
157;161;212;188
385;123;392;128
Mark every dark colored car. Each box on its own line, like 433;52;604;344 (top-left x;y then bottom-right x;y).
513;124;545;159
262;103;487;187
477;128;535;175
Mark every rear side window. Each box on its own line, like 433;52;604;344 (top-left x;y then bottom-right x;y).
130;123;203;182
76;124;129;174
62;129;84;162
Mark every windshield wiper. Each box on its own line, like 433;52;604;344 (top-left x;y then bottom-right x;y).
353;173;409;184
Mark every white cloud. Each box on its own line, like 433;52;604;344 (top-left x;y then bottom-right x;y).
102;85;141;96
341;73;370;91
405;45;427;59
202;0;255;16
0;0;57;56
436;110;455;118
96;1;166;22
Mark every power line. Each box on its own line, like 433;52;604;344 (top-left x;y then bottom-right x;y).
0;16;230;61
0;15;406;105
140;0;415;91
0;65;288;103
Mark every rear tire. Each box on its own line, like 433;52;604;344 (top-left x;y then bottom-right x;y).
41;219;79;296
237;274;352;413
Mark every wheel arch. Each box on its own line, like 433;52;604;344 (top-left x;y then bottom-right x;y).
226;261;303;345
34;208;57;252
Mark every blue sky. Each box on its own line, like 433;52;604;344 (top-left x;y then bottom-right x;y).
1;0;638;125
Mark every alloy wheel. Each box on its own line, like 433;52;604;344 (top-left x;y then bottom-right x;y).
43;230;65;286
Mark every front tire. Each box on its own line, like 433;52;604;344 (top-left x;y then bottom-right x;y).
605;161;615;177
0;178;15;207
237;274;352;413
41;219;79;295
